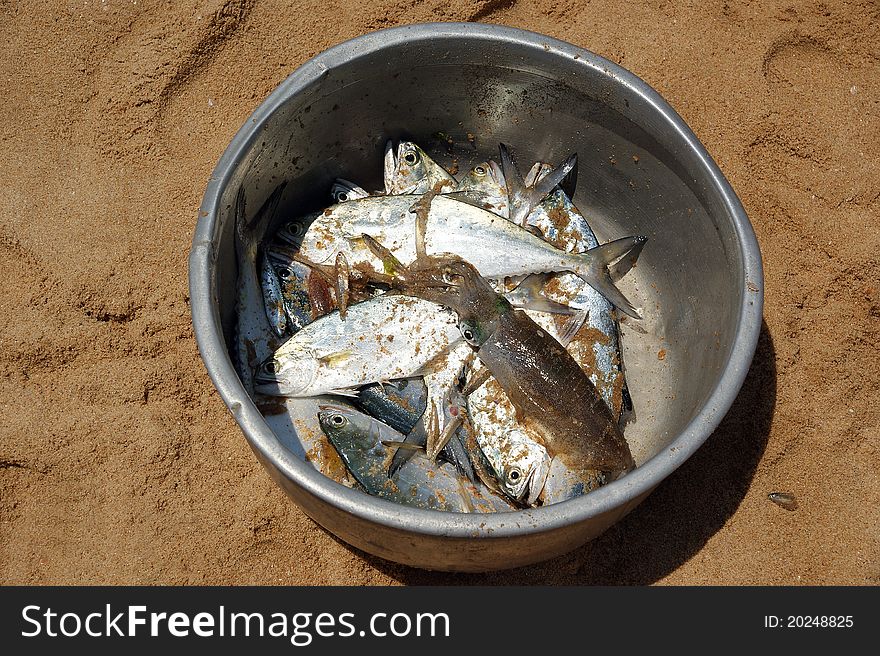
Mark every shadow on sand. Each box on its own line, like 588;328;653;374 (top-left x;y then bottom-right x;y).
345;318;777;584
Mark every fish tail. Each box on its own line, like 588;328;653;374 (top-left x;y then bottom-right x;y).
570;236;648;319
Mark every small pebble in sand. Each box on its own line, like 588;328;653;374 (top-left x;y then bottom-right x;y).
768;491;798;511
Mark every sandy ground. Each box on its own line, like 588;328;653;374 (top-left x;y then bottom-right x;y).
1;0;877;585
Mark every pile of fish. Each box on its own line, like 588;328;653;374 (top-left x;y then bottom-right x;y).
234;140;647;512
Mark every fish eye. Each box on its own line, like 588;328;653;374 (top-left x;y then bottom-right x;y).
264;359;280;374
336;191;349;202
329;413;347;427
286;222;304;237
461;327;475;342
278;267;291;279
403;150;419;165
473;165;487;176
508;467;523;483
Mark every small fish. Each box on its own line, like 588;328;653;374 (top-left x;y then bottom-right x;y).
467;376;551;506
296;193;645;318
265;246;341;328
259;250;289;337
254;295;463;398
317;404;514;513
768;492;798;511
233;182;288;394
384;141;457;195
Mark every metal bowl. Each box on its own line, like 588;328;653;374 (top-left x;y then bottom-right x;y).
188;23;763;572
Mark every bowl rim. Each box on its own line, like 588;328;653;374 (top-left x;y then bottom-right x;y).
188;22;764;540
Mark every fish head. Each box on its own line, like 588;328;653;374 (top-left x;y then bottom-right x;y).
317;403;380;453
253;350;319;397
276;218;309;247
272;260;311;287
317;403;356;436
386;141;429;194
485;431;551;505
385;141;454;194
457;160;506;195
330;178;370;204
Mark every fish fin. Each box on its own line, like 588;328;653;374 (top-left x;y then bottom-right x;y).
499;143;531;226
609;234;647;282
570;236;648;319
557;310;589;347
428;410;463;461
381;440;425;452
456;477;475;513
440;189;499;211
326;386;360;398
523;162;550;188
499;143;526;193
383;140;396;195
360;233;405;278
530;153;577;206
505;273;577;315
388;417;428;478
334;251;350;320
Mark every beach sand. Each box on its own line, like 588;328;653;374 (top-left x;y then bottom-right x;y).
1;0;877;584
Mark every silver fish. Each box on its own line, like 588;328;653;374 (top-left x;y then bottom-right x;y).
254;295;462;398
527;163;631;418
260;250;289;337
296;193;645;318
317;404;514;513
233;183;287;394
467;375;551;506
383;141;457;195
499;143;577;227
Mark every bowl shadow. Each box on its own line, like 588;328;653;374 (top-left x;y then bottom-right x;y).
346;318;777;584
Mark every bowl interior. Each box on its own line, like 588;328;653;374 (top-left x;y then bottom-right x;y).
209;30;751;506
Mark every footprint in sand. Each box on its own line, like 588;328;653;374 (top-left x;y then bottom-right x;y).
89;0;251;159
748;30;879;216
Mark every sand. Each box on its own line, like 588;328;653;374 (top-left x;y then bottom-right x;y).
1;0;877;585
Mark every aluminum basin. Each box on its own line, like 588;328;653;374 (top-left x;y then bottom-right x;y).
188;23;763;572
